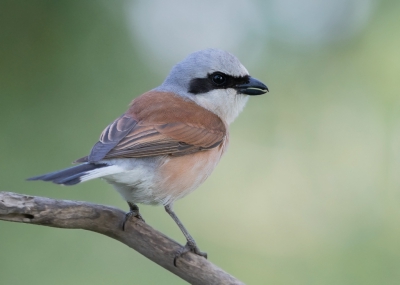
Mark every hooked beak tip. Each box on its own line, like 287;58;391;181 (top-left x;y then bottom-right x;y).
236;77;268;96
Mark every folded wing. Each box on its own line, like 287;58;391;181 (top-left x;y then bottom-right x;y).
77;91;226;163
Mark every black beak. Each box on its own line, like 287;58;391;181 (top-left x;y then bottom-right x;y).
236;77;269;95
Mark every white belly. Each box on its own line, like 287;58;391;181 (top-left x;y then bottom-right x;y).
101;140;227;206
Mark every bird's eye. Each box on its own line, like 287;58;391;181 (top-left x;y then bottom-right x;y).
211;73;226;86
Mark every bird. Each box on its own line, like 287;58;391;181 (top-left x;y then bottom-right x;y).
28;48;268;264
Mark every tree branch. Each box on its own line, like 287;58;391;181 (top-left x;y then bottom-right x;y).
0;191;244;285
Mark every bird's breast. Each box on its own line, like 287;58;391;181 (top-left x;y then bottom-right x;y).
153;137;229;205
104;136;229;206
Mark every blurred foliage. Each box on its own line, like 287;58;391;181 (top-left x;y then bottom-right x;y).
1;1;400;284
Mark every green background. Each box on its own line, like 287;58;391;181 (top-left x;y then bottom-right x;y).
1;1;399;284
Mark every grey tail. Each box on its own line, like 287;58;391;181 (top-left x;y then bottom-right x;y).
27;163;108;186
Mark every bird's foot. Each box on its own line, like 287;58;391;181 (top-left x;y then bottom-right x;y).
173;241;207;267
122;203;145;231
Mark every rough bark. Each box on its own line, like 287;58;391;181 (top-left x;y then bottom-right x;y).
0;191;244;285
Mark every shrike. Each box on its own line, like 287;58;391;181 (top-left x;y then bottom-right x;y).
29;48;268;264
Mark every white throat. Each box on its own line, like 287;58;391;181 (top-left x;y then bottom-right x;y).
190;89;249;125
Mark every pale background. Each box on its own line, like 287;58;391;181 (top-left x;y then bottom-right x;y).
1;1;399;284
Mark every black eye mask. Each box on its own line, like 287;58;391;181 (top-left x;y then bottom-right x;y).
188;72;250;94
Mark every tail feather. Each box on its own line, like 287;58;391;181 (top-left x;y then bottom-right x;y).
27;163;109;186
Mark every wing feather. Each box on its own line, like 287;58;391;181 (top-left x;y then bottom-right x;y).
79;91;227;162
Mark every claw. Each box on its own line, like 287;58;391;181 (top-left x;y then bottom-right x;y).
122;202;145;231
173;242;207;267
122;211;145;231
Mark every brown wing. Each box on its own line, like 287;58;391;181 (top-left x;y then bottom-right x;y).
77;91;226;163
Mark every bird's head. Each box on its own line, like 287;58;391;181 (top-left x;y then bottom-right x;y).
156;49;268;125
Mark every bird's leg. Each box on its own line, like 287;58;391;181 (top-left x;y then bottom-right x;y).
164;204;207;266
122;201;145;231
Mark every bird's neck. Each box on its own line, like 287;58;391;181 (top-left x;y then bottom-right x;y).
189;89;249;125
